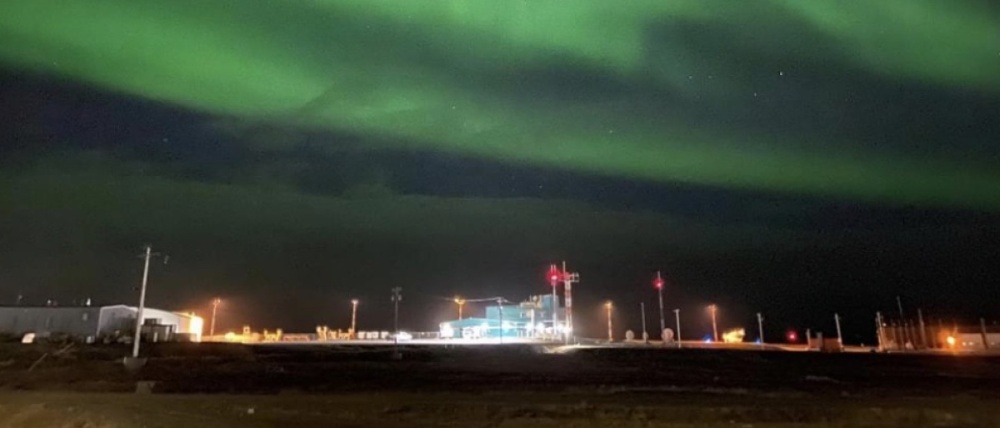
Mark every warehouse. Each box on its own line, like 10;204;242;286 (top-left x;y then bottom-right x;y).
0;304;203;342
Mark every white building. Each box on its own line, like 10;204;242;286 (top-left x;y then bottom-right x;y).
0;304;203;342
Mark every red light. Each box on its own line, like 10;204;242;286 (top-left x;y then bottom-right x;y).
786;331;798;342
654;278;665;289
547;265;561;285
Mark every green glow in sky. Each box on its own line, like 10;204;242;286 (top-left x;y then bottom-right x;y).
2;0;998;208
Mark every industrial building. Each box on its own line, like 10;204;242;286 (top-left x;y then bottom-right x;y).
438;294;566;340
0;304;203;342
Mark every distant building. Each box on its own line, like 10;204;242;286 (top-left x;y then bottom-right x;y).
438;294;565;339
879;322;1000;351
0;304;203;342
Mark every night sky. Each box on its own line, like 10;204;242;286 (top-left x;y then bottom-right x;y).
2;1;999;342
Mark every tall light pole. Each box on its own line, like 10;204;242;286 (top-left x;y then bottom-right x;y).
547;264;560;340
391;287;402;345
350;299;359;339
834;313;843;347
454;296;466;320
709;304;719;342
654;272;666;338
605;301;614;342
210;298;221;337
756;312;764;346
674;308;682;348
640;302;648;342
560;261;579;344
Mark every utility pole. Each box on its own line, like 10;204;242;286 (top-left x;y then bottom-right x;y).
548;264;560;341
834;313;843;347
655;272;666;337
709;304;719;342
674;309;682;348
756;312;764;346
210;298;221;337
132;245;152;359
391;287;402;345
605;301;613;342
350;299;359;339
640;302;648;342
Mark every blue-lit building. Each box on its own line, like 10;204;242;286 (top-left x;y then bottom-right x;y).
438;294;565;340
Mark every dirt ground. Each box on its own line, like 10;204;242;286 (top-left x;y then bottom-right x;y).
3;392;998;428
1;343;999;427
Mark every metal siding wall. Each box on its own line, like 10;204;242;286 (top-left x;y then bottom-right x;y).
0;307;100;337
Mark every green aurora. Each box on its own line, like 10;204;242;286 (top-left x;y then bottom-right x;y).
2;0;999;208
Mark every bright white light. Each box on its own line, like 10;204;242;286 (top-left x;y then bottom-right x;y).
188;314;204;342
395;331;412;341
481;322;490;329
536;323;545;331
502;321;513;329
440;323;454;338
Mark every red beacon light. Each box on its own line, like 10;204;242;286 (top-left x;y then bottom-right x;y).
547;265;561;285
654;272;665;289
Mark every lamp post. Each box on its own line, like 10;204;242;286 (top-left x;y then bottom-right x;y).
756;312;764;346
454;296;466;320
640;302;647;342
210;298;221;338
391;287;402;345
834;313;843;347
605;301;614;342
351;299;359;339
709;304;719;342
654;272;665;338
674;308;682;348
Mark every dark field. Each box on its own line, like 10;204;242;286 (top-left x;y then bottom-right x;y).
2;343;999;426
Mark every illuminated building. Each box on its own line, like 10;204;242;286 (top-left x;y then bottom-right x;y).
438;294;564;339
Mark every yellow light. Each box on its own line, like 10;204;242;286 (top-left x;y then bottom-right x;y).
224;332;237;342
188;314;204;342
946;336;956;346
722;328;746;343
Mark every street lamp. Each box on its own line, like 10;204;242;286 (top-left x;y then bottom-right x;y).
756;312;764;346
350;299;359;339
654;271;666;338
673;308;682;348
210;298;221;337
391;288;402;345
708;304;719;342
605;301;614;342
454;296;466;320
